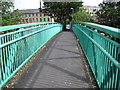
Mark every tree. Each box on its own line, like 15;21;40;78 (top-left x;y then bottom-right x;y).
0;1;23;26
96;1;120;28
43;2;83;25
72;8;95;23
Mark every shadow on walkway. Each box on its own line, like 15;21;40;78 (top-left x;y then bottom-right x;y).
13;31;96;88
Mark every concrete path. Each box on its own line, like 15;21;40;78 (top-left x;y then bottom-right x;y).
14;32;95;88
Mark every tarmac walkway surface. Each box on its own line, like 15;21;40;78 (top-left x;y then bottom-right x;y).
14;31;96;88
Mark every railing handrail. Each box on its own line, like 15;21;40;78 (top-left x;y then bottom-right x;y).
73;23;120;89
78;22;120;39
75;24;120;69
0;24;60;38
76;24;120;46
0;22;59;32
0;25;60;48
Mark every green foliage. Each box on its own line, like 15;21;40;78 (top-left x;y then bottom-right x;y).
96;1;120;28
72;8;94;23
43;2;83;24
0;1;23;26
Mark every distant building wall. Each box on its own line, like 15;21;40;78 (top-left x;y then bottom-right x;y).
83;6;100;16
20;9;54;24
1;0;15;2
103;0;120;2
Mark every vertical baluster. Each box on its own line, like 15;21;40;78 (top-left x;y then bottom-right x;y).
0;37;4;84
114;46;118;88
2;36;7;80
104;40;108;88
106;41;109;88
16;32;19;68
109;43;113;88
8;34;12;75
5;36;9;78
111;45;115;88
5;36;10;76
11;34;14;72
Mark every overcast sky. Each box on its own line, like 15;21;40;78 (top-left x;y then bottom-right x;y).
14;0;103;10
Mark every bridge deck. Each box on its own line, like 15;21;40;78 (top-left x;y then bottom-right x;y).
13;32;95;88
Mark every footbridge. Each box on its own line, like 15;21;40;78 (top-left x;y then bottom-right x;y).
0;22;120;89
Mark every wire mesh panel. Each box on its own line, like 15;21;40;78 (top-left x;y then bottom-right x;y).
73;23;120;89
0;22;63;88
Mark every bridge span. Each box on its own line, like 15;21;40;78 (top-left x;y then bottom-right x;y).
13;31;95;88
0;22;120;89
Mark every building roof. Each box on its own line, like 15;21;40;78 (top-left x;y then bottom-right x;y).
83;5;100;8
20;9;43;13
103;0;120;2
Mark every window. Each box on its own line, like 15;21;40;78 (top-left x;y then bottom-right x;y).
32;13;34;16
36;13;38;16
40;18;42;22
25;14;27;17
36;18;38;22
48;18;50;22
26;19;28;23
44;18;46;21
29;18;32;22
43;13;46;16
29;14;31;17
40;13;42;16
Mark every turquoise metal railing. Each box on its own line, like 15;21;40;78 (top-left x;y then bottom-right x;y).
72;22;120;89
0;22;62;88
